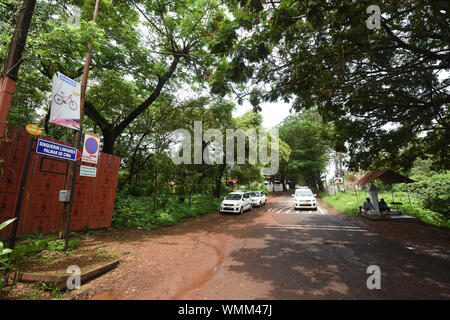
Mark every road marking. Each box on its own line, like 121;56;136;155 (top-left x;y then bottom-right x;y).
286;208;293;213
267;207;273;212
318;207;325;214
265;225;367;232
279;224;362;229
276;208;284;213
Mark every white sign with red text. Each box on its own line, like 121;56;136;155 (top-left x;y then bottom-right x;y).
82;132;101;164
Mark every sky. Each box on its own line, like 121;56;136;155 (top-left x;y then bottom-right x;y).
232;100;293;129
232;99;336;181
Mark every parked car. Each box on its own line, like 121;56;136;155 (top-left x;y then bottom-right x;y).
293;188;317;210
250;191;266;207
220;192;253;214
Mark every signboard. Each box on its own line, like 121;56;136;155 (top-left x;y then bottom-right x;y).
50;72;81;131
26;124;42;136
80;165;97;177
36;139;81;162
82;131;101;164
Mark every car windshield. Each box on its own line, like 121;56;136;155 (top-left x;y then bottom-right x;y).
225;194;242;200
295;189;313;196
251;192;260;197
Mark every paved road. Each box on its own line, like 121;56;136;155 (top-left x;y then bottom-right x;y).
87;191;450;300
179;192;450;300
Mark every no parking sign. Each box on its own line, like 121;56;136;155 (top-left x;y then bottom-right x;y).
82;131;101;164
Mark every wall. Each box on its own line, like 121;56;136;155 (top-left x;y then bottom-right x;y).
0;125;120;238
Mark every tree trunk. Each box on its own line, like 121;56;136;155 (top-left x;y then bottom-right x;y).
153;169;157;212
188;188;191;208
2;0;36;80
101;126;116;154
214;178;221;198
85;54;182;155
0;0;36;135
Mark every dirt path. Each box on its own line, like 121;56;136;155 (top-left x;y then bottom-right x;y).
70;194;278;300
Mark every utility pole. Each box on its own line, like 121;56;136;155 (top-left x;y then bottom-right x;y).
0;0;37;136
60;0;101;240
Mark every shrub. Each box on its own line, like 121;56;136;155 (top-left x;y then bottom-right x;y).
0;218;17;297
112;193;221;230
396;173;450;216
47;239;79;252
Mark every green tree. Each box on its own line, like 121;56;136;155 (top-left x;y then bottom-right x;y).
278;109;331;191
219;0;450;171
2;0;233;155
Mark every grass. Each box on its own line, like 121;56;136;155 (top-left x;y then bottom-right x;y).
320;191;359;215
321;190;450;228
112;193;223;230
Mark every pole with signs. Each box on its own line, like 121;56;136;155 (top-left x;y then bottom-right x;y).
60;0;101;245
64;129;83;252
82;131;100;164
35;138;82;161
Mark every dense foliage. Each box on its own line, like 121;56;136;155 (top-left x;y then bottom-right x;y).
1;1;448;230
278;109;331;190
217;0;450;171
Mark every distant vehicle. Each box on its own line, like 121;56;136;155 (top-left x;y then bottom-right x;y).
226;180;239;190
250;191;266;207
293;188;317;210
220;192;253;214
273;181;283;192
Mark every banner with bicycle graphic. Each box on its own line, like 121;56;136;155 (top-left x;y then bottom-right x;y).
50;72;81;130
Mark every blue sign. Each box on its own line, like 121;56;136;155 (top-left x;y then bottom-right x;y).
36;139;79;161
59;73;77;87
85;138;98;154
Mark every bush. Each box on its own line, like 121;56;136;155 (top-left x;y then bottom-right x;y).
401;204;450;228
112;193;221;230
11;239;48;258
0;218;17;297
250;182;269;195
400;173;450;216
47;239;79;252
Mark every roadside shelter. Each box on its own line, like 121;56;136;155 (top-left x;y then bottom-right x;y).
354;169;415;214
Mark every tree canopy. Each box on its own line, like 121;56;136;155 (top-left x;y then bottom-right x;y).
1;0;448;197
217;0;449;171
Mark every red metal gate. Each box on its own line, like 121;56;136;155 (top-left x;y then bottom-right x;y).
0;125;120;237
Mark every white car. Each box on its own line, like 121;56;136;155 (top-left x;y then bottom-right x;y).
220;192;253;214
250;191;266;207
293;188;317;210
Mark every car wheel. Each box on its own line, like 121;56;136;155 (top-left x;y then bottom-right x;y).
249;204;253;211
240;207;243;215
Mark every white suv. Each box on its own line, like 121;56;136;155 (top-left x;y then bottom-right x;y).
293;188;317;210
250;191;266;207
220;192;253;214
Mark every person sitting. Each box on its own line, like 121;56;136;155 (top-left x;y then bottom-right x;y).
378;198;390;214
363;198;375;212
